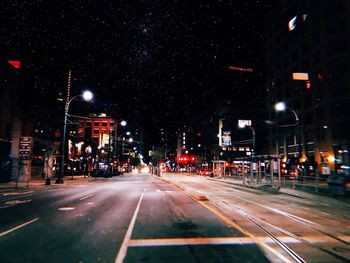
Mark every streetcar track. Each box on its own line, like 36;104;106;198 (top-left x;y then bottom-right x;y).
232;205;350;262
162;176;350;262
208;180;350;247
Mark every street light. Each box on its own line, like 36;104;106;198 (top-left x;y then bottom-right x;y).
275;102;286;112
275;101;303;165
82;90;93;101
238;122;255;156
275;102;299;122
110;120;127;171
56;90;93;184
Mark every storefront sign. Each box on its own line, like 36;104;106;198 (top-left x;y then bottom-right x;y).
18;136;33;181
222;131;231;146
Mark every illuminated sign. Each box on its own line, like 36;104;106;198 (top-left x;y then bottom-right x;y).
238;120;251;128
19;137;32;160
177;155;196;164
222;131;231;146
8;60;21;69
18;136;33;182
292;72;309;80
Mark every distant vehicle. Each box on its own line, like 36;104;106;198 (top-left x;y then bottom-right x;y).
197;168;210;176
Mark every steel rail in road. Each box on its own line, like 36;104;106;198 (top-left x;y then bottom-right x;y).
214;179;350;246
233;207;349;263
210;181;350;262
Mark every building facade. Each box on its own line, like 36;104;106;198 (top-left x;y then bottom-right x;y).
0;60;20;182
265;0;350;176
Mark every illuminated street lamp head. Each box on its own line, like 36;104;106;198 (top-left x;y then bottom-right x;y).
120;120;127;126
126;131;131;136
275;102;286;112
128;138;133;142
82;90;93;101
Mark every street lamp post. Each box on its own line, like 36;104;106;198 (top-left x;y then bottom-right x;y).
275;102;303;183
238;122;256;156
56;86;93;184
275;102;302;159
110;120;126;173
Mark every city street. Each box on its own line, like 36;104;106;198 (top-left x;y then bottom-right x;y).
1;173;350;262
0;173;267;263
2;1;350;262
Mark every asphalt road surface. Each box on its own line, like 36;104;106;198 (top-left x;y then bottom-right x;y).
1;173;350;263
0;173;268;263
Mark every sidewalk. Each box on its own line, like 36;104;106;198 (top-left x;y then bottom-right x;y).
204;175;350;205
160;172;350;206
0;175;106;193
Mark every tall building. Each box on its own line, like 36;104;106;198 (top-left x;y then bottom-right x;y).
265;0;350;176
0;60;20;182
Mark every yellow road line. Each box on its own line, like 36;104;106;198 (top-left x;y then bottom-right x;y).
177;184;295;263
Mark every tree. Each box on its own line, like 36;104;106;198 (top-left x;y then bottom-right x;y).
130;157;141;167
150;150;163;165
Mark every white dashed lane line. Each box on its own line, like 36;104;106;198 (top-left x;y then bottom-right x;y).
80;194;94;201
0;218;40;237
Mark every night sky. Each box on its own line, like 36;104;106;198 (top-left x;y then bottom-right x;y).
1;0;274;145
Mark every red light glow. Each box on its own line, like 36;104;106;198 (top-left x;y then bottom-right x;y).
177;155;196;164
229;66;253;73
8;60;21;69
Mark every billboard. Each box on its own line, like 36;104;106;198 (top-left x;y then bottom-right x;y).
238;119;251;128
222;131;231;146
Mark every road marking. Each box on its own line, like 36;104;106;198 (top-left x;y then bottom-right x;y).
180;186;294;263
3;191;34;196
128;235;350;247
128;236;300;247
80;194;94;200
5;199;32;205
156;189;173;193
0;218;39;237
58;206;75;211
221;188;319;226
87;202;94;205
115;192;145;263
